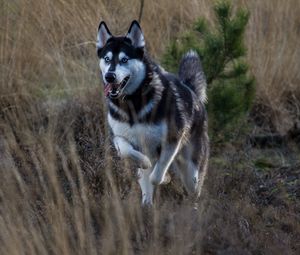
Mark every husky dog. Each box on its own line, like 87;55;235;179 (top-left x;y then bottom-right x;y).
96;20;209;205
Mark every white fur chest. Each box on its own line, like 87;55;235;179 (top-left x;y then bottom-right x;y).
108;114;166;155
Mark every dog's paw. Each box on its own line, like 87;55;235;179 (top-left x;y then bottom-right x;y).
149;170;164;185
161;172;171;185
130;150;152;169
150;173;170;185
139;155;152;169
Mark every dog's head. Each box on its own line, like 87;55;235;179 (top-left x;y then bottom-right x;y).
97;21;146;99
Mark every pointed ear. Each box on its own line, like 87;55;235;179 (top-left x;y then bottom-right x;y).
97;21;112;50
125;20;145;48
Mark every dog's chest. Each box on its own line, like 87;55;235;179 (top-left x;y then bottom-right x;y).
108;114;166;153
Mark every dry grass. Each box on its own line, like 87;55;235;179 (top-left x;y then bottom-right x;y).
242;0;300;134
1;0;299;131
1;0;300;254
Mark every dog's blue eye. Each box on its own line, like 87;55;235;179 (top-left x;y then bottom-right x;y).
104;56;110;63
121;57;128;63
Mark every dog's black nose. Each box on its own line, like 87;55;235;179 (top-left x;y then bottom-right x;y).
105;72;116;83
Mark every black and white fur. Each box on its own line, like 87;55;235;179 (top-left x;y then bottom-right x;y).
97;20;209;205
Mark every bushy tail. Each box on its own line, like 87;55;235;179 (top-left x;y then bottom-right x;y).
178;50;207;103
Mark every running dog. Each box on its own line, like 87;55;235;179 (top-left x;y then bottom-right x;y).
96;20;209;205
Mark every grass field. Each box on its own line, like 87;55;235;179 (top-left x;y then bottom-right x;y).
1;0;300;254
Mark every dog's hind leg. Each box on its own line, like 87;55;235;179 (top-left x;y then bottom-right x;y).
180;160;205;198
177;137;209;199
138;168;154;205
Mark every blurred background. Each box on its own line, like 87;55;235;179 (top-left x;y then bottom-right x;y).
1;0;299;135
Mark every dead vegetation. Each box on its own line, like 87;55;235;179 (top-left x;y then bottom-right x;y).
1;0;300;254
1;91;299;254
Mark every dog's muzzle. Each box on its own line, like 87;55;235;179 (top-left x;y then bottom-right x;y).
104;76;130;98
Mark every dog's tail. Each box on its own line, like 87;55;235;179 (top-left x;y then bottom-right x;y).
178;50;207;103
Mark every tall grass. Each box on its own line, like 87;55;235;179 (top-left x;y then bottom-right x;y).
1;0;300;254
1;0;299;131
242;0;300;134
0;2;209;253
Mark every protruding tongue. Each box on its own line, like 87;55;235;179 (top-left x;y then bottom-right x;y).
104;84;112;96
104;83;120;97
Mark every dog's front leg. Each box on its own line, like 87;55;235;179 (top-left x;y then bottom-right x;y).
138;168;154;205
150;136;184;185
113;136;152;169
